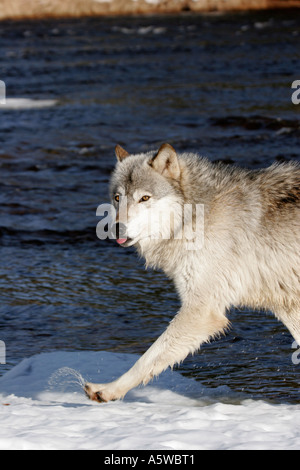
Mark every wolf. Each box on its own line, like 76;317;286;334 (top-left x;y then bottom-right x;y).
85;143;300;402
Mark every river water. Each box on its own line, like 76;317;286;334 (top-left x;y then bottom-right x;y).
0;10;299;403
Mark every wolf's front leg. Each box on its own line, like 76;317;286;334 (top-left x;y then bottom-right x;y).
85;306;228;402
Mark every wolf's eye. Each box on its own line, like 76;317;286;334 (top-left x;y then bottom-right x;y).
114;194;120;203
139;195;151;203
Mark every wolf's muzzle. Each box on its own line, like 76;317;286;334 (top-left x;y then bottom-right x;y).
113;222;128;245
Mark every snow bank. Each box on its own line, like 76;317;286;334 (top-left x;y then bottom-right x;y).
0;351;299;450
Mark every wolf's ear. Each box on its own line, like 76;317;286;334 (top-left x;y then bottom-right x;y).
115;144;130;162
150;143;180;180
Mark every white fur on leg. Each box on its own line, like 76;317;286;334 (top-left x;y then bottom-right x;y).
85;307;229;402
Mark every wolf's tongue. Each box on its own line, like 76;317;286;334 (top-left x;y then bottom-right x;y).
117;238;127;245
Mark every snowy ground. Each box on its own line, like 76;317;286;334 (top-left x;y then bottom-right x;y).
0;351;299;450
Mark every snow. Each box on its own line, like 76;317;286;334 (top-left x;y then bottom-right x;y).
0;351;299;450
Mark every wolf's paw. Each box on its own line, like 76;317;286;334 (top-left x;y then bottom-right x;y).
84;382;118;403
84;384;107;402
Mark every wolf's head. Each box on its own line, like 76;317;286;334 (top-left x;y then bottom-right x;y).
109;143;185;248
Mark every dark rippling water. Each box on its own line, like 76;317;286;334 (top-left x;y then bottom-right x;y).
0;10;299;403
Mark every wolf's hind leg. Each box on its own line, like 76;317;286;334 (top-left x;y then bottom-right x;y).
85;306;229;402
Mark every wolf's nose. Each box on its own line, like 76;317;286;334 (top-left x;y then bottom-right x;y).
115;222;127;240
115;222;127;245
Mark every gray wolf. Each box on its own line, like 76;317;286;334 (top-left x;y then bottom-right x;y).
85;143;300;402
